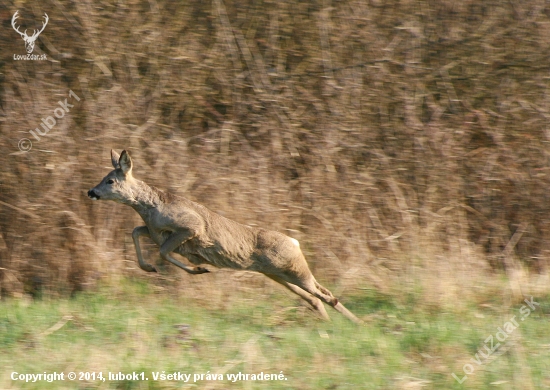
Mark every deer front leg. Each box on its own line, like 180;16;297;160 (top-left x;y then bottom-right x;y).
160;230;209;275
132;226;157;272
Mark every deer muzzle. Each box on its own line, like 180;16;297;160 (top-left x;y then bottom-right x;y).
87;189;100;200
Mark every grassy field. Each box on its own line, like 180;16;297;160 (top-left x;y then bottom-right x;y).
0;277;549;390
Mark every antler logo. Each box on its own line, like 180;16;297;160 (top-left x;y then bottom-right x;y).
12;11;49;54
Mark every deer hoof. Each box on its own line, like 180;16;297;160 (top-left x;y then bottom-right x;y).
196;267;209;273
142;264;157;272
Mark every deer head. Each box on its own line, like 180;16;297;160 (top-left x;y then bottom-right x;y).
12;11;49;54
88;150;138;204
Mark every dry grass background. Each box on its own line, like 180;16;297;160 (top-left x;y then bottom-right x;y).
1;0;550;308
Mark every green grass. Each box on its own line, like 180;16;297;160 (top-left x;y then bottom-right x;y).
0;278;549;389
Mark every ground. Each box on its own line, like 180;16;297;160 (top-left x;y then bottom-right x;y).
1;278;549;389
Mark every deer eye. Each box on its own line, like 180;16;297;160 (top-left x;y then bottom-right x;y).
107;179;115;184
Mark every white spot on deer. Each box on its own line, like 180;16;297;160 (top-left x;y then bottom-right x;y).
290;238;300;247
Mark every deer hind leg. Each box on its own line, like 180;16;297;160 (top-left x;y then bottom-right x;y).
279;273;363;324
265;275;330;321
313;280;363;324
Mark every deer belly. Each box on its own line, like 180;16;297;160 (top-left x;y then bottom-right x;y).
175;238;253;270
197;246;253;270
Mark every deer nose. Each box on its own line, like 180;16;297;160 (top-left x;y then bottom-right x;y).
88;189;100;200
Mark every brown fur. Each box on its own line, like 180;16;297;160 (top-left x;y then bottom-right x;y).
88;150;362;324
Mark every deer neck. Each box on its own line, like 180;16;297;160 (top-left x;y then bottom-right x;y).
122;180;165;214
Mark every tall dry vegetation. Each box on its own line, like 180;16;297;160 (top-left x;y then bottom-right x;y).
1;0;549;305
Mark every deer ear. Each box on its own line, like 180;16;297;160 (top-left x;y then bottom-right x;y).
119;150;133;175
111;149;120;169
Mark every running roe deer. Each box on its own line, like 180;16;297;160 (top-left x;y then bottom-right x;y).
88;150;362;324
